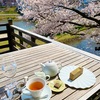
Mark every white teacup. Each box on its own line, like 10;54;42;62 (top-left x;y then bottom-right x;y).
25;77;46;98
34;72;50;81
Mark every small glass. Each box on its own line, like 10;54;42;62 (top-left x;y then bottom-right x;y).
1;55;17;99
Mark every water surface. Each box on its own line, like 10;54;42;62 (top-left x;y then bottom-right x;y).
0;20;34;31
69;39;100;56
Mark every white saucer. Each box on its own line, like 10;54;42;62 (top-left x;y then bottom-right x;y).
21;85;52;100
59;65;96;89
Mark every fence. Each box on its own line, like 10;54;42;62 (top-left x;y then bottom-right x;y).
0;19;51;54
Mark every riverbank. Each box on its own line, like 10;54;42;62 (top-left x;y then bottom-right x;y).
0;14;20;20
0;6;20;20
54;33;83;44
54;28;100;45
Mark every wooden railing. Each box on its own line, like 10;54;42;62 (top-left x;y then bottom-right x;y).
0;19;51;54
0;20;13;54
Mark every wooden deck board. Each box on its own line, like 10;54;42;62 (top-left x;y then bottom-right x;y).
0;43;100;100
79;84;100;100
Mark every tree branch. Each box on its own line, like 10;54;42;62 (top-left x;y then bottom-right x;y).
57;5;100;25
94;13;100;17
59;20;100;28
69;21;85;26
68;21;100;28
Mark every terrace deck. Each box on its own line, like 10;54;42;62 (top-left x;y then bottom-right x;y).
0;43;100;100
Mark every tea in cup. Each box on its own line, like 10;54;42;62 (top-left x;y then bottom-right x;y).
25;77;46;98
34;72;50;80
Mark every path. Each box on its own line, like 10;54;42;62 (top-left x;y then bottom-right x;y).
0;14;20;16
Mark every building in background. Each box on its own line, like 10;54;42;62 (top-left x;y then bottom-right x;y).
0;0;3;6
0;0;16;6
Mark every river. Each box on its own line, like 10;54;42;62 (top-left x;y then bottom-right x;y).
68;39;100;56
0;20;34;31
0;20;100;56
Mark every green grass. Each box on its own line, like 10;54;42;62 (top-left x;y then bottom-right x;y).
0;41;8;46
0;15;18;20
75;26;87;31
0;41;9;53
54;33;81;44
0;7;19;20
0;7;17;14
36;39;46;45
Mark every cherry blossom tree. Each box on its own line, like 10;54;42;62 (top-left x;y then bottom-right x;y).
16;0;100;41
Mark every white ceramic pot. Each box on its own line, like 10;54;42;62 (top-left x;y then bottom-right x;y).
41;61;59;77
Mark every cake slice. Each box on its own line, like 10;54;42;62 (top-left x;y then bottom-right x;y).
54;82;61;89
70;67;83;80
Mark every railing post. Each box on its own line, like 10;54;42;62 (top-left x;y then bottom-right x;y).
19;31;23;45
31;37;36;44
7;19;14;51
8;19;13;25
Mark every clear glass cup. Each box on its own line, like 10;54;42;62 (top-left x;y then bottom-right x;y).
1;55;17;99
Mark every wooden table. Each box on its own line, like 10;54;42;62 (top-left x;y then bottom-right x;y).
0;43;100;100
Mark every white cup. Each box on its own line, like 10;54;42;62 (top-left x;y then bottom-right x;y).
34;72;50;80
25;77;46;98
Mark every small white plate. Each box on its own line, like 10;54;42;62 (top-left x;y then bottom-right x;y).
21;85;52;100
59;65;96;89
